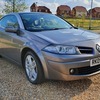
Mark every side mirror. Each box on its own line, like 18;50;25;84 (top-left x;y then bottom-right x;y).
5;26;19;33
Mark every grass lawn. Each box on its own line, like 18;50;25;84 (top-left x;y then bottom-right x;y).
65;18;100;30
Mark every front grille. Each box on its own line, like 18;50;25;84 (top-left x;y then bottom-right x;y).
70;65;100;75
78;47;93;54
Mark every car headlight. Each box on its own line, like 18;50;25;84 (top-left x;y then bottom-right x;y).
43;45;77;54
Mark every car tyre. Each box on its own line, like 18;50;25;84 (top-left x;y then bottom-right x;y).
23;51;45;84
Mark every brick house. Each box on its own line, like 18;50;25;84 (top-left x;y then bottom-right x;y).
72;6;87;18
56;5;71;17
88;7;100;19
30;3;52;13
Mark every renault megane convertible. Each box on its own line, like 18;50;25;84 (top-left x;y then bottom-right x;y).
0;12;100;84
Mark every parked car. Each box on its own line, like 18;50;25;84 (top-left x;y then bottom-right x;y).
0;12;100;84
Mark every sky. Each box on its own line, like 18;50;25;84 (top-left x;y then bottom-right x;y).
0;0;100;14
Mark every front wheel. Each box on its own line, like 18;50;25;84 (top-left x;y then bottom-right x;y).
23;51;45;84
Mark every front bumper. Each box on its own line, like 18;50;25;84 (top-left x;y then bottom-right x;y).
42;51;100;81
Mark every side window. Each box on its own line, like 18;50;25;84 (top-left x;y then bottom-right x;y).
0;15;19;29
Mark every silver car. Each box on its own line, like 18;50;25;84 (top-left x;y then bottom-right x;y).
0;12;100;84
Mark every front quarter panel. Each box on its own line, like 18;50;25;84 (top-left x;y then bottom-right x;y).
20;32;51;78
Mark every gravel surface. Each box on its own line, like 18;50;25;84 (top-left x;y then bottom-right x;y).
0;58;100;100
0;30;100;100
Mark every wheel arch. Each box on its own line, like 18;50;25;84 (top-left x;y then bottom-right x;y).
21;47;49;78
21;47;40;66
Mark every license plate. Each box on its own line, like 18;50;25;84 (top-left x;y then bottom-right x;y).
90;57;100;67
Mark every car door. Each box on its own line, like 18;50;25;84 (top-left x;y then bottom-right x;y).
0;15;23;64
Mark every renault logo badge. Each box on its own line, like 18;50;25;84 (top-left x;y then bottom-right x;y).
96;44;100;52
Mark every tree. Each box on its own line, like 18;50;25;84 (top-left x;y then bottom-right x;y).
4;0;28;14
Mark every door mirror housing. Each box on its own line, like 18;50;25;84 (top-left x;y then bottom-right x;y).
5;26;24;36
5;26;19;33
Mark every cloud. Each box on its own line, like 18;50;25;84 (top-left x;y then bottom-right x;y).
93;0;100;7
83;0;90;5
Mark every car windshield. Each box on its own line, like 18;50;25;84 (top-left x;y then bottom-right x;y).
20;13;73;32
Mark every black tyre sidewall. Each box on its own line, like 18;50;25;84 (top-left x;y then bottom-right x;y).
23;51;44;84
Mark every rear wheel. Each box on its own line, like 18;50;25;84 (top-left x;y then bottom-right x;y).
23;51;44;84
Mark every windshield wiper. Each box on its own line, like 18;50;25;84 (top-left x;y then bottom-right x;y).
27;29;44;32
27;28;69;32
48;28;68;30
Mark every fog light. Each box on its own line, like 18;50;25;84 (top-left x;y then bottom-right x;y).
70;69;74;74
